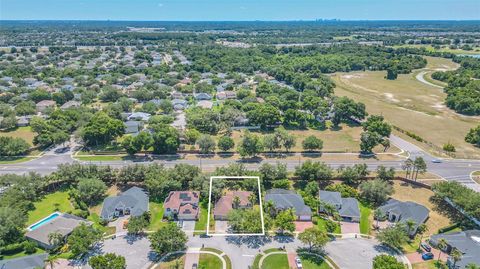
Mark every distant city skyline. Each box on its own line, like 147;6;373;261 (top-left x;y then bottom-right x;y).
1;0;479;21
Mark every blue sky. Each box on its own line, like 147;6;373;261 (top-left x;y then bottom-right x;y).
1;0;479;20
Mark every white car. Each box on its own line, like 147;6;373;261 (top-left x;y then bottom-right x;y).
295;257;303;268
431;159;442;163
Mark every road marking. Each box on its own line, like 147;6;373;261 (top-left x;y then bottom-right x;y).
242;254;255;257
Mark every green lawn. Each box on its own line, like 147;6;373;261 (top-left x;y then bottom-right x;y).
0;248;45;260
194;201;209;234
412;260;448;269
87;213;116;236
149;202;167;230
0;156;35;164
262;253;289;269
359;203;372;235
198;253;222;269
316;217;341;234
75;155;128;161
299;253;332;269
27;191;74;225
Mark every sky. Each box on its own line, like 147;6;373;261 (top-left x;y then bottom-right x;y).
1;0;479;21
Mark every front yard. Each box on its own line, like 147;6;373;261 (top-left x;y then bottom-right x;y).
198;253;223;269
262;253;289;269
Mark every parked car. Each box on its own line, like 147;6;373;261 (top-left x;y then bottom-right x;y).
431;159;442;163
422;252;434;260
295;257;303;268
421;242;431;252
192;263;197;269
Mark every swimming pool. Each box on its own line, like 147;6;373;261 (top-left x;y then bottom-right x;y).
28;212;61;231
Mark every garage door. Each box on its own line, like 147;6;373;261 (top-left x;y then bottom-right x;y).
299;215;311;221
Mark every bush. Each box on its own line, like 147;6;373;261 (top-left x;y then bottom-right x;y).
438;223;460;234
443;143;456;152
72;209;89;219
0;242;25;255
325;219;339;233
23;241;37;254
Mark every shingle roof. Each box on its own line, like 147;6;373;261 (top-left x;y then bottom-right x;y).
100;187;149;220
0;253;48;269
214;191;252;217
430;230;480;268
319;190;342;206
378;199;429;233
265;189;312;216
339;198;360;218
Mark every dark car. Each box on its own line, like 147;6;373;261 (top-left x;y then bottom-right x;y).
421;242;431;252
422;252;434;260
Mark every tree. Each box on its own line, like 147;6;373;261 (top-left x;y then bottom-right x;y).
127;213;150;235
302;136;323;152
359;179;394;206
149;223;187;256
274;209;296;234
402;158;414;179
196;134;216;154
376;166;395;181
416;224;428;250
246;104;281;129
76;178;107;206
82;112;125;146
217;136;234;152
298;227;330;252
151;124;180;154
184;129;201;145
373;254;405;269
68;223;102;258
437;238;448;262
89;253;126;269
132;131;153;153
237;131;263;158
413;157;427;181
0;207;27;247
227;208;264;233
0;115;16;130
48;231;64;251
263;134;280;152
0;137;30;156
363;115;392;137
385;68;398;80
338;164;369;185
360;131;382;154
332;96;366;126
377;224;408;250
465;125;480;146
294;161;333;181
405;219;416;237
466;264;480;269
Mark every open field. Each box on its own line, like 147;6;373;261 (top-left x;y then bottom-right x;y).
391;181;452;235
392;44;480;55
27;191;74;225
332;56;480;159
0;126;36;145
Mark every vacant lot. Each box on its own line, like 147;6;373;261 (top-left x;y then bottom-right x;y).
0;126;36;146
391;181;452;235
333;57;480;159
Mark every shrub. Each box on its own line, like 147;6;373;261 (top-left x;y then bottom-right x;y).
443;143;456;152
23;241;37;254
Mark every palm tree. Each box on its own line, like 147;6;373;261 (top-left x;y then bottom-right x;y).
416;224;428;250
373;209;385;229
405;219;416;238
264;200;276;217
402;158;414;179
48;231;64;251
232;195;241;209
413;157;427;181
450;248;462;269
437;238;448;262
248;193;256;206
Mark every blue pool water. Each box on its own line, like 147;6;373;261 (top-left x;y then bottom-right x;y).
29;212;61;231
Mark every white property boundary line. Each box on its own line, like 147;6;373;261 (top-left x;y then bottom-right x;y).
206;176;265;236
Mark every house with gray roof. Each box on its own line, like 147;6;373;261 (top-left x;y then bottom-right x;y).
377;199;429;236
0;253;48;269
124;120;142;134
194;92;212;100
100;187;149;221
25;213;89;249
127;112;151;122
319;190;360;222
430;230;480;268
172;99;188;110
265;189;312;221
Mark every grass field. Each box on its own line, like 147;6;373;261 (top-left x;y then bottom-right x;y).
0;248;45;260
332;56;480;159
0;126;36;145
198;253;223;269
298;253;332;269
391;181;452;235
0;156;35;164
27;190;74;225
261;253;289;269
392;44;480;55
359;203;372;235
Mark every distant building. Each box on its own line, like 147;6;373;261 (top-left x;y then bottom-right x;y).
194;92;212;100
35;100;56;113
163;191;200;220
172;99;188;110
100;187;149;221
124;120;142;134
127;112;151;122
60;100;81;110
265;189;312;221
197;100;213;109
214;191;253;220
216;91;237;100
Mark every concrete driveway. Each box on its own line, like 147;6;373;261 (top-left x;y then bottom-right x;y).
182;220;196;236
99;235;155;269
325;238;404;269
215;221;229;234
340;221;360;234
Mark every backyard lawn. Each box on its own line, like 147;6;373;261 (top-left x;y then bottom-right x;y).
149;202;167;230
194;201;209;234
359;203;372;235
27;190;74;225
298;253;332;269
198;253;223;269
261;253;289;269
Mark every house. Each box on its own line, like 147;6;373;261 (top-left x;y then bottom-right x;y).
0;253;48;269
171;91;184;99
60;100;81;110
265;189;312;221
376;199;429;236
214;191;253;220
319;190;361;222
127;112;151;122
100;187;149;221
125;120;142;134
430;230;480;269
172;99;188;110
35;100;56;113
25;213;90;249
197;100;213;109
216;91;237;100
163;191;200;220
16;116;30;127
194;92;212;100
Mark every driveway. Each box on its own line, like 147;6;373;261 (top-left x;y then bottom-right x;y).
325;238;404;269
406;248;448;264
99;235;155;269
182;220;196;236
294;221;313;232
340;221;360;234
215;221;229;234
184;250;200;269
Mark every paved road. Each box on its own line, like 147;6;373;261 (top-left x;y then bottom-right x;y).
1;135;479;191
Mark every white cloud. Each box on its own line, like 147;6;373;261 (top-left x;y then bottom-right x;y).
158;3;164;8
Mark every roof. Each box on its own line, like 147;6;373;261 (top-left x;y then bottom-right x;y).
60;100;81;109
36;100;56;107
265;189;312;216
430;230;480;268
319;190;342;206
164;191;199;210
378;199;429;230
197;100;213;109
127;112;151;121
100;187;149;219
194;92;212;100
124;121;140;134
0;253;48;269
339;198;360;218
25;214;88;247
214;191;252;217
